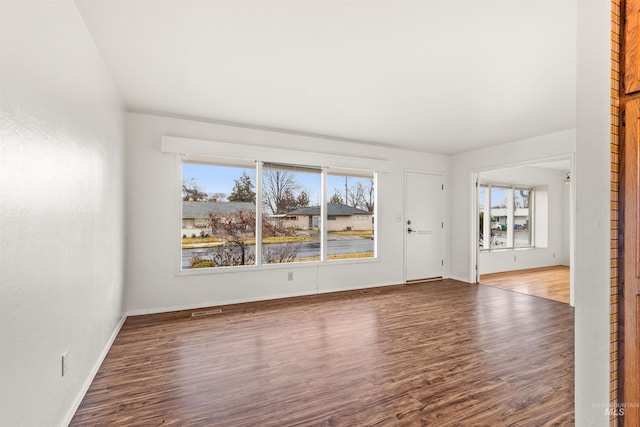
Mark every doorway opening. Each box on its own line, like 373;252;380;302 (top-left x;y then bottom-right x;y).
472;157;575;305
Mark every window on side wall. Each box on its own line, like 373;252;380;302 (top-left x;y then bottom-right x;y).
478;184;535;251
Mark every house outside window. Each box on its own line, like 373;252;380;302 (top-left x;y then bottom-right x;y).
262;163;321;264
479;184;534;251
327;173;375;260
181;163;257;269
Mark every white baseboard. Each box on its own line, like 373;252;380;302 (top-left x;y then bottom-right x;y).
125;282;404;317
318;281;401;295
125;290;319;317
62;314;127;427
448;275;475;284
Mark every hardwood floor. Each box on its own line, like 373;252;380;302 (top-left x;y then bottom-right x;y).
480;266;571;304
71;280;574;426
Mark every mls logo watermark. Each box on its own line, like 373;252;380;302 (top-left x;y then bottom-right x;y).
593;401;639;417
604;407;625;417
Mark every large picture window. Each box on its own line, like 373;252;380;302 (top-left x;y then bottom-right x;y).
478;184;534;251
181;160;377;270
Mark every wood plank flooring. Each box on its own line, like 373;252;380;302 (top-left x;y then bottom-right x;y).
480;266;571;304
71;280;574;426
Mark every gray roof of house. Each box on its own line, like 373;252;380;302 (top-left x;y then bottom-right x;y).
182;201;255;218
286;203;372;216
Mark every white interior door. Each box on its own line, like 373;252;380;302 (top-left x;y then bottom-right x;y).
405;171;443;281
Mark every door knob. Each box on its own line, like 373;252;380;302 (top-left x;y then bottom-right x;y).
407;227;415;234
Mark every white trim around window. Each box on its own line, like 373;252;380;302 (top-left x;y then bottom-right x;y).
172;136;384;275
162;136;391;173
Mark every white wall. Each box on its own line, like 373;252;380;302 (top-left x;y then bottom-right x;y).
478;166;567;275
449;129;576;282
0;2;126;426
575;0;611;424
125;113;450;314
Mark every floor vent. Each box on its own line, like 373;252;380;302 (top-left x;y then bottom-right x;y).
360;289;381;294
191;309;223;317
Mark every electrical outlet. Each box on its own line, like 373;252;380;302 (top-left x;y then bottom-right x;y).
61;352;68;377
288;272;293;281
553;252;556;258
513;256;517;262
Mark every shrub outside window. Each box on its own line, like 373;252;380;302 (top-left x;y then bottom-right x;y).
181;163;257;269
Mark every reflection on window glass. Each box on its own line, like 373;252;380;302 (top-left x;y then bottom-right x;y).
326;174;375;260
181;163;257;269
262;166;321;263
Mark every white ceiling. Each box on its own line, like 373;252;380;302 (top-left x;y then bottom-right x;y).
75;0;577;155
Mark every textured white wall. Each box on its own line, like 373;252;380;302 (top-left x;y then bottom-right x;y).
125;112;450;314
575;0;611;424
0;2;612;425
0;1;126;425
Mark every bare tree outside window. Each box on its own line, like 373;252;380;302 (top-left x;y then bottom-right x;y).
182;177;209;201
262;169;304;214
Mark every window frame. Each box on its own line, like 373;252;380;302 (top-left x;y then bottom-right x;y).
478;183;535;252
178;157;379;273
181;160;259;270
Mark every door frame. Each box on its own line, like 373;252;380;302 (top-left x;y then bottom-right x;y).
470;155;576;306
403;169;445;283
617;0;640;420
